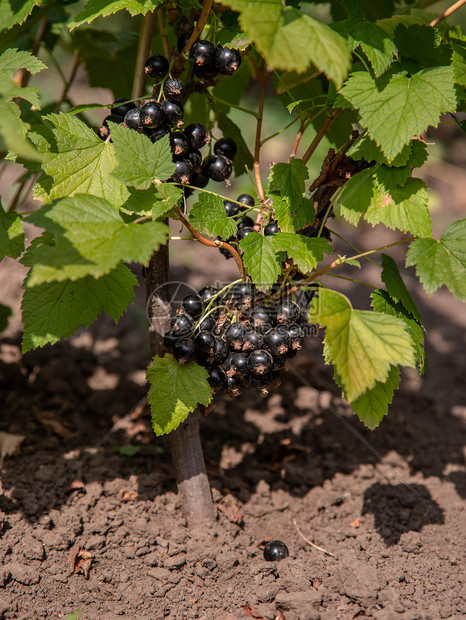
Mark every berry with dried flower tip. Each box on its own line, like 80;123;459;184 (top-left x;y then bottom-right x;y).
231;352;248;376
248;371;273;391
247;349;273;375
145;55;169;80
172;159;194;184
285;323;304;350
184;123;210;149
226;375;240;396
198;285;219;302
243;328;263;352
140;101;165;129
249;306;275;332
163;77;184;100
205;154;232;182
275;300;301;324
170;313;194;337
162;99;184;126
214;137;237;160
187;149;202;173
124;107;142;131
170;132;190;157
215;46;241;74
263;327;290;356
190;40;215;65
225;322;247;350
212;337;229;363
208;366;226;390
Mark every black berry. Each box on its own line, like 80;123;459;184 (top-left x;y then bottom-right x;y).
205;154;232;182
190;171;209;188
228;282;256;307
214;137;237;160
249;306;275;332
172;159;194;184
173;338;197;363
198;285;219;303
182;293;204;319
243;329;263;352
248;371;273;392
194;61;219;81
225;375;240;396
237;226;255;241
111;99;135;117
124;107;142;131
140;101;165;129
199;315;216;332
184;123;210;149
150;125;170;142
145;55;169;80
162;99;184;126
285;323;304;350
264;220;280;236
224;200;239;217
163;77;184;100
237;216;255;230
212;337;229;363
263;540;289;562
237;193;255;208
208;366;226;390
224;322;247;350
190;40;215;65
170;132;190;157
215;46;241;75
177;32;192;53
103;114;123;129
272;354;287;370
186;149;202;172
263;327;290;356
170;313;194;337
195;330;215;353
231;352;248;376
247;349;273;375
275;300;301;324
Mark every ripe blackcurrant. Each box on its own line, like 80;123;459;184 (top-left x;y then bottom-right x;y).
103;114;123;129
162;99;184;126
224;200;239;217
205;154;232;182
208;366;226;390
272;354;287;370
214;137;237;160
172;159;194;184
111;99;135;117
150;125;170;142
163;77;184;100
237;193;255;208
237;226;255;241
124;107;142;131
231;352;248;376
184;123;210;149
190;171;209;188
190;40;215;65
195;330;215;353
237;216;255;230
140;101;165;129
285;323;304;350
198;285;219;303
212;337;229;363
248;371;273;391
182;293;204;319
194;61;219;81
173;338;197;363
163;330;178;349
275;300;301;324
170;313;194;336
225;322;247;350
228;281;256;308
215;46;241;75
199;315;216;332
186;149;202;173
263;327;290;356
170;132;190;157
219;236;236;259
145;55;169;80
264;220;280;236
249;306;275;332
263;540;289;562
247;349;273;375
242;329;263;352
226;375;240;396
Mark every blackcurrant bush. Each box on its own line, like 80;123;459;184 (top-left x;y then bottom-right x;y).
198;285;219;303
150;125;170;142
111;98;136;117
275;300;301;324
237;216;255;230
231;352;248;376
225;375;240;396
170;132;190;157
242;328;263;352
264;220;280;236
224;200;239;218
247;349;273;375
186;149;202;173
170;313;194;337
263;327;291;356
215;46;241;75
124;107;142;131
285;323;304;350
212;337;229;363
177;31;192;53
184;123;210;149
140;101;165;129
237;226;255;241
182;293;204;319
237;193;255;208
249;306;275;332
263;540;289;562
190;39;215;65
195;330;215;353
224;322;247;350
172;159;194;184
163;77;184;100
162;99;184;126
145;55;169;80
214;137;237;160
208;366;226;390
190;171;209;188
173;338;197;363
205;154;232;182
194;61;219;81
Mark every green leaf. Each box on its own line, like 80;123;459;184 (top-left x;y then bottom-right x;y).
0;207;25;260
0;48;46;108
336;20;397;77
272;194;314;234
189;193;237;239
380;254;423;324
311;289;415;401
110;123;175;189
339;68;457;161
376;9;436;37
147;355;212;436
120;184;182;218
273;232;332;274
451;36;466;87
116;445;141;456
0;303;12;333
0;0;40;30
215;111;254;176
346;134;413;167
0;101;42;161
268;159;309;208
68;0;162;29
394;25;451;68
221;2;350;85
406;219;466;300
351;365;401;429
21;263;137;352
239;231;282;291
36;113;129;208
25;194;169;285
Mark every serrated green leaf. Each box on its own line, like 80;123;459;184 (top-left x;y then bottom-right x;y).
339;68;457;161
451;37;466;87
37;113;129;208
110;123;175;189
239;231;282;291
21;263;137;353
68;0;162;29
335;20;397;77
311;289;415;401
147;355;212;436
120;184;182;218
189;193;237;239
351;365;401;429
371;289;426;375
271;193;314;233
380;254;423;324
221;2;350;85
0;101;42;161
0;303;12;333
0;0;40;30
0;207;24;260
215;110;254;176
25;194;169;285
406;218;466;300
346;134;413;167
376;9;436;37
0;48;46;108
273;232;331;274
269;159;308;207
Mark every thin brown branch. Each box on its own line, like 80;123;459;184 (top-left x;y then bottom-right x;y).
131;11;157;99
253;59;266;204
302;109;341;164
290;119;306;159
54;52;80;113
15;13;49;88
175;208;246;280
157;7;170;58
429;0;466;26
171;0;215;76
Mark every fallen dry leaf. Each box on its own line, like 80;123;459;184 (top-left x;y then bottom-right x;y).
349;517;361;528
241;604;264;619
312;577;322;589
121;490;138;502
218;494;243;524
0;432;25;468
69;545;93;579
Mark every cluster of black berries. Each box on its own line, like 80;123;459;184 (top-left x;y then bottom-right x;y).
163;282;312;396
177;33;241;82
